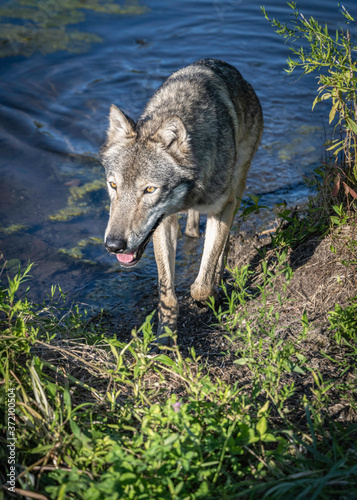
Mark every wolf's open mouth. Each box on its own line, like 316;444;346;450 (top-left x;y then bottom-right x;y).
114;215;164;268
115;243;145;268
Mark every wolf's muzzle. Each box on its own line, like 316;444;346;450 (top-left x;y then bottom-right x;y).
105;235;126;254
105;215;165;268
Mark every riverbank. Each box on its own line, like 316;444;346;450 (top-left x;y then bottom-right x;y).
1;198;357;499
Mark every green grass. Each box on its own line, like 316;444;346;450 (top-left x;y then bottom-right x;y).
1;204;357;499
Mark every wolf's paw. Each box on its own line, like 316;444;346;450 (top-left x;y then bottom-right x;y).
190;282;215;304
149;330;175;353
185;228;200;238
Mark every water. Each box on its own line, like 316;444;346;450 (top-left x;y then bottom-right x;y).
0;0;356;316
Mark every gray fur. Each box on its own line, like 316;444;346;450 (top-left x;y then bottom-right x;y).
100;59;263;346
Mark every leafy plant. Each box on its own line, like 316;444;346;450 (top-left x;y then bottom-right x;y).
238;194;269;220
328;296;357;344
1;244;356;499
262;2;357;202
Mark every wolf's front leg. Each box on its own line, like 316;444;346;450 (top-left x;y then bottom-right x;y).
190;199;236;303
153;215;179;346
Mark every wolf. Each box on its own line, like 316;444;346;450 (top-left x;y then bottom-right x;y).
100;58;263;346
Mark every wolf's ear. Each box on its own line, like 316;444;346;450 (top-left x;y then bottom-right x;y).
107;104;136;144
151;116;189;157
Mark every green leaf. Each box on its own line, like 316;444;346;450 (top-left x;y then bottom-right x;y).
261;432;276;442
70;419;81;438
293;365;305;374
329;102;339;124
257;400;270;416
119;472;137;485
320;92;331;101
63;389;71;413
296;353;307;362
346;117;357;134
256;416;268;437
249;194;260;205
247;435;259;444
242;205;258;217
155;354;176;367
163;433;180;446
312;96;320;110
234;358;254;365
30;444;54;454
45;382;57;398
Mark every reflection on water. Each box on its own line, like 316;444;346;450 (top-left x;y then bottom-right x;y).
0;0;146;57
0;0;355;315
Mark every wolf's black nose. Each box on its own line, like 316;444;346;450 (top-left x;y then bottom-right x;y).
105;235;127;253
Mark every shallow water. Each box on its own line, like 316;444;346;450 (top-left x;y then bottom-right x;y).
0;0;356;316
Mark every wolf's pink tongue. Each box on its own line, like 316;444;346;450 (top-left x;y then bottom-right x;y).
116;252;135;264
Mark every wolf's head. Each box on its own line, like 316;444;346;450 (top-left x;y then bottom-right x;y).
100;105;194;267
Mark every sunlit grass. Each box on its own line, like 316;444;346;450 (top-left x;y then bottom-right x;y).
1;205;357;499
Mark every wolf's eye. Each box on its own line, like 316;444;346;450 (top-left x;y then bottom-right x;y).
145;186;157;194
109;181;117;189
